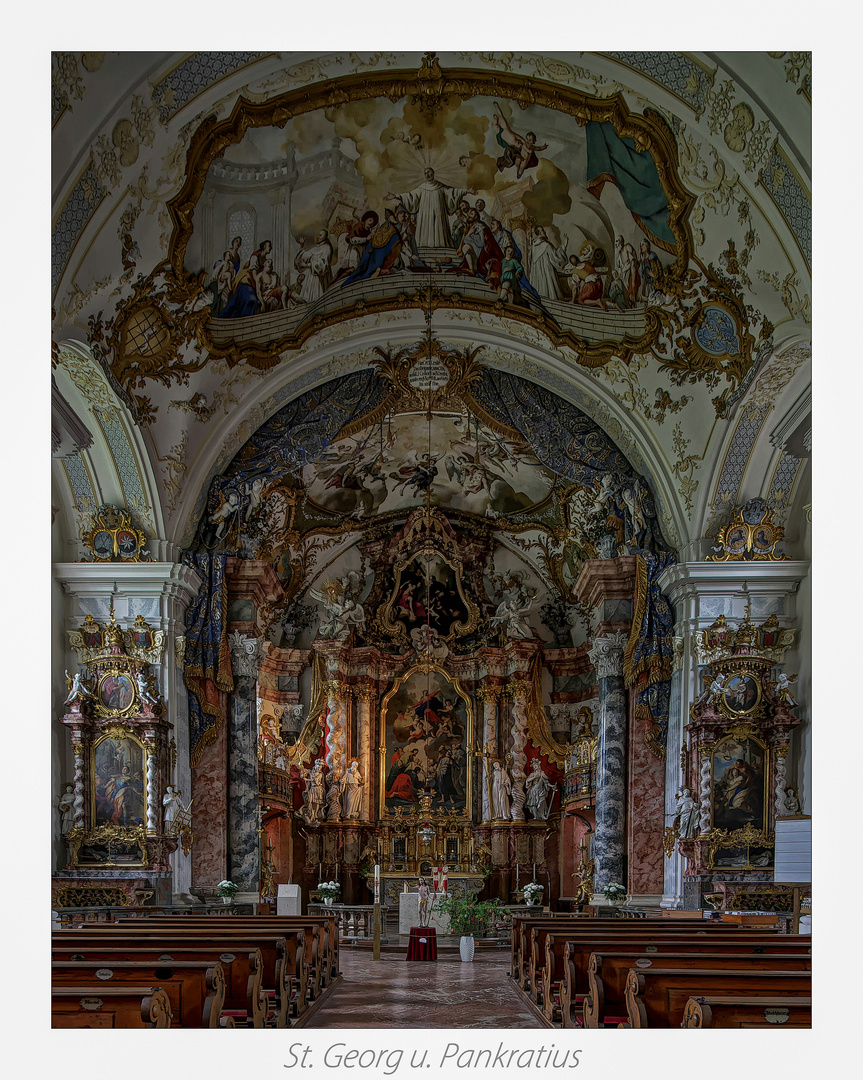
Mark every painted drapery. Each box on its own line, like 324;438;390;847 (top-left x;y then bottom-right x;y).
182;552;233;763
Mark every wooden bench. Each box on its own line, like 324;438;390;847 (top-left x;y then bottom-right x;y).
682;995;812;1028
52;959;227;1028
123;915;327;1014
584;949;812;1028
129;913;336;1004
53;929;268;1028
623;967;812;1028
52;985;171;1028
525;918;758;1006
552;928;804;1028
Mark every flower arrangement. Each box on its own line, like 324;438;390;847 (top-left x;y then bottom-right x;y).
317;880;340;900
523;882;544;904
217;879;239;898
603;881;627;903
437;895;505;937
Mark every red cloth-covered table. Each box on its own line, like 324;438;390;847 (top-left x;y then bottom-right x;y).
405;925;437;961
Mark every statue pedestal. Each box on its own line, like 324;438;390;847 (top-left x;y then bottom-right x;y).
398;892;451;935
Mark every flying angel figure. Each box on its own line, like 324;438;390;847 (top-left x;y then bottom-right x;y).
492;101;548;178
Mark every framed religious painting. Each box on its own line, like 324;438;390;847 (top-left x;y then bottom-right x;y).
98;672;136;714
91;733;148;829
711;734;768;834
721;673;761;716
380;664;473;817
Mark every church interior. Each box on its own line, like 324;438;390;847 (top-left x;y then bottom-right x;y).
49;48;816;1039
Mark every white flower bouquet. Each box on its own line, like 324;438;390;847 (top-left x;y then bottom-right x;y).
318;880;341;900
603;881;627;903
523;881;544;903
217;879;239;898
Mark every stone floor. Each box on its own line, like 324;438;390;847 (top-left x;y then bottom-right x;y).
305;946;544;1029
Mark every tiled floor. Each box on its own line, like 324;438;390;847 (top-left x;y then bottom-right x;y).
306;947;544;1029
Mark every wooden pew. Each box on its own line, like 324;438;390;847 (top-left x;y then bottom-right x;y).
120;916;324;1014
623;967;812;1028
53;929;268;1028
526;918;758;1006
585;950;812;1028
556;930;806;1028
52;959;226;1028
52;985;171;1028
682;995;812;1028
52;942;277;1026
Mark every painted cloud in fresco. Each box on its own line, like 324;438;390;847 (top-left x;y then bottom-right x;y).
301;413;556;520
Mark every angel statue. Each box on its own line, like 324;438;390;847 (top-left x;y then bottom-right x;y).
309;575;366;639
773;671;798;706
64;669;93;704
490;595;534;639
695;671;726;706
134;669;160;706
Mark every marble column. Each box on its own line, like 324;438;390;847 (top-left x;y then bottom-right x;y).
662;636;686;907
71;739;86;830
509;687;528;822
477;687;499;822
355;685;376;821
227;633;266;898
587;631;629;892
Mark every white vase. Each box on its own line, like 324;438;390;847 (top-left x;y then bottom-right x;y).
459;934;475;962
220;896;232;905
323;897;333;906
526;897;540;907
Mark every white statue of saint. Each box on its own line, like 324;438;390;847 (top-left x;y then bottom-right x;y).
301;759;326;824
385;168;472;247
58;784;75;834
162;786;182;831
326;768;343;821
673;787;698;838
491;760;512;820
525;759;554;820
340;760;364;819
64;669;92;704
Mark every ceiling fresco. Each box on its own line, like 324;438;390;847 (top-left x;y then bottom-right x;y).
51;51;811;564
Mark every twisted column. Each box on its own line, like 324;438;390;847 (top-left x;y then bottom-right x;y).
145;746;159;833
587;630;628;891
698;748;713;834
773;746;789;820
71;741;86;830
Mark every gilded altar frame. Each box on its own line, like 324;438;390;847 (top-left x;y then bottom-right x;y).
90;727;150;832
378;662;474;822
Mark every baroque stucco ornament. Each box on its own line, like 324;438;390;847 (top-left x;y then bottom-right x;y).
587;630;628;679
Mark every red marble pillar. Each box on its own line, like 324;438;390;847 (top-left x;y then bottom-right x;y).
191;707;228;891
627;692;665;895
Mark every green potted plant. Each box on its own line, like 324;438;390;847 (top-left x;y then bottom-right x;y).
217;879;238;905
437;895;505;962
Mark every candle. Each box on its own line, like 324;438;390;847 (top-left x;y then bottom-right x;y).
318;862;322;880
374;863;380;904
515;862;519;882
533;862;536;881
